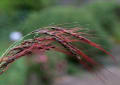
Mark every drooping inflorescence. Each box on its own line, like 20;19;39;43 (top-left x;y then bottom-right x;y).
0;26;116;74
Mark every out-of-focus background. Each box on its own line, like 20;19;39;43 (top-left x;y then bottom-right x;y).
0;0;120;85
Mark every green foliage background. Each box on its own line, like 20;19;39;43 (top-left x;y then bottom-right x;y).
0;0;55;12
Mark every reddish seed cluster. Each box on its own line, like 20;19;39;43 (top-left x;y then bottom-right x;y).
0;26;115;74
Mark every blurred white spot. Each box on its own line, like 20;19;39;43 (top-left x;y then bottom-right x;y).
10;32;22;41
